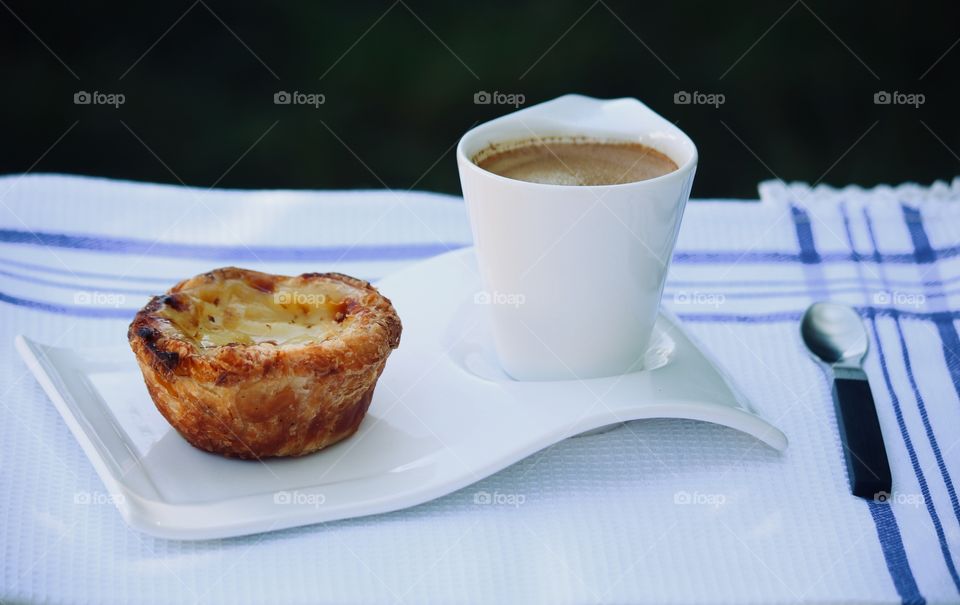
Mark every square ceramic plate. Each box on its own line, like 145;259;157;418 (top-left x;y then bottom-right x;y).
16;248;786;540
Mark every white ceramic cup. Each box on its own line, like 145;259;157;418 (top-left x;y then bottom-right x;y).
456;94;698;381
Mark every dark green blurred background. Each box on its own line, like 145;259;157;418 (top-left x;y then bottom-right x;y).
2;1;957;198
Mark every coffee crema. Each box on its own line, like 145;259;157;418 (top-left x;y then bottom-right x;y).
473;138;678;186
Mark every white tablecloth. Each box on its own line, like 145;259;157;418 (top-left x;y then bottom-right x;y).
1;174;958;604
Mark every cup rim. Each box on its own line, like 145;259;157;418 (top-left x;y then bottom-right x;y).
456;94;698;191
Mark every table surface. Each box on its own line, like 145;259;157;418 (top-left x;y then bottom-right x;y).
1;174;958;605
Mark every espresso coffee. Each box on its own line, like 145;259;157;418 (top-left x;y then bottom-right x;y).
473;138;678;186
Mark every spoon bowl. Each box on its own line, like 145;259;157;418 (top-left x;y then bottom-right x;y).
801;302;868;366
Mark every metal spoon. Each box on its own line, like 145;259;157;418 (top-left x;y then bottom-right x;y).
801;302;892;499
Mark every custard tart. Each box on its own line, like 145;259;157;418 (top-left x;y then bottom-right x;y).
128;267;401;459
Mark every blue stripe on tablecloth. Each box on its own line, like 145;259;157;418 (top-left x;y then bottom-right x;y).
0;265;373;297
0;266;156;296
898;206;960;532
8;254;958;292
860;207;960;593
868;309;960;593
0;291;131;318
672;250;949;264
904;206;960;535
669;274;960;290
902;205;960;415
9;257;960;303
933;313;960;402
867;501;926;605
0;254;177;283
893;317;960;527
679;285;960;301
4;226;960;264
0;228;465;262
791;205;823;264
788;203;834;350
902;207;936;264
679;308;960;322
810;203;925;602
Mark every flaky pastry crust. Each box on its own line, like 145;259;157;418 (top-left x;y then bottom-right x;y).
128;267;401;459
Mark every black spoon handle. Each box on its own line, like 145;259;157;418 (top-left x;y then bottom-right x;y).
831;370;892;499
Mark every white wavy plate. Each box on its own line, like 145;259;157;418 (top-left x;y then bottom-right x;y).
15;247;786;540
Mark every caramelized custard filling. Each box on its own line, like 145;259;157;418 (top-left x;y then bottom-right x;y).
158;278;358;347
